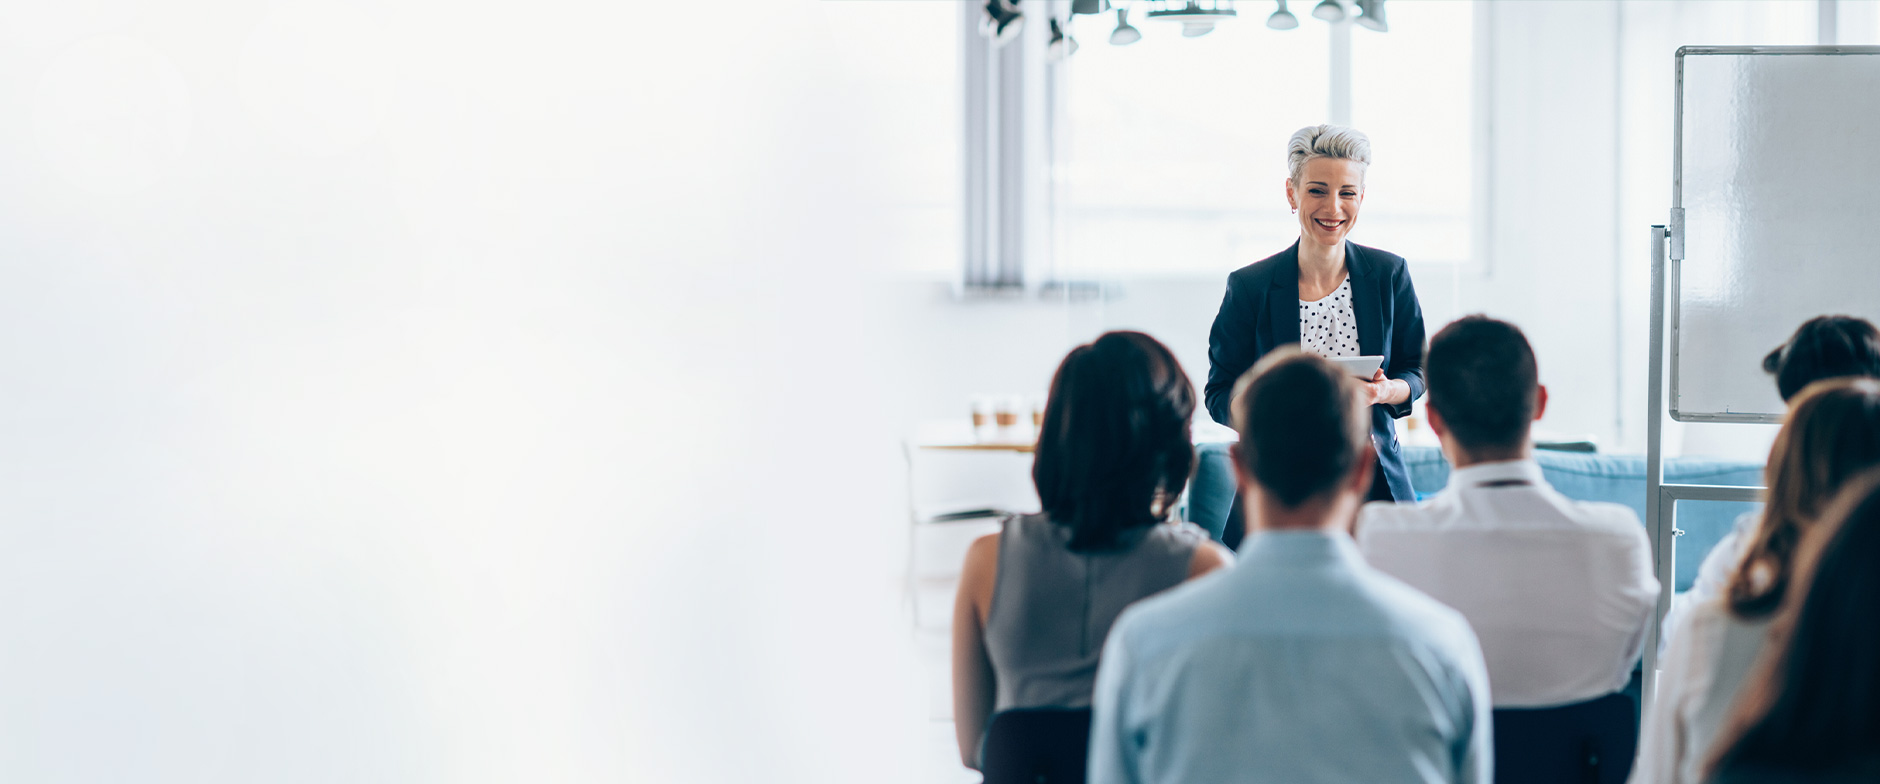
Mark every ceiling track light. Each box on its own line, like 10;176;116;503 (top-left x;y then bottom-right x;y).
1145;0;1237;38
1266;0;1299;30
1086;0;1377;46
980;0;1024;45
1048;17;1080;59
1354;0;1387;31
1109;7;1143;45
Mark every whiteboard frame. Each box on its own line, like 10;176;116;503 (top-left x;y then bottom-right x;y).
1644;44;1880;714
1669;45;1880;423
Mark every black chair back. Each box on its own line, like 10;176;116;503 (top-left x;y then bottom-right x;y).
1492;692;1638;784
980;708;1093;784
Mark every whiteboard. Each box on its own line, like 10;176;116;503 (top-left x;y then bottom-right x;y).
1673;47;1880;422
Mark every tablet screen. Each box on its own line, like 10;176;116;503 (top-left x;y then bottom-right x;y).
1327;355;1384;379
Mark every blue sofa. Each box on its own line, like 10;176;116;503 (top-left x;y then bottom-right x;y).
1185;444;1762;592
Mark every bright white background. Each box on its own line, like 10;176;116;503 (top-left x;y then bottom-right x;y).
0;0;937;781
5;1;1880;781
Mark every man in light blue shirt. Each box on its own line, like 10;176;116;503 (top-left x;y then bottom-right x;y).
1089;349;1493;783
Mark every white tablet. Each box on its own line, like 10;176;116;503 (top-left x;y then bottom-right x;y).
1328;355;1385;379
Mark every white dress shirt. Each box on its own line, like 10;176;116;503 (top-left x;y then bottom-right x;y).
1357;459;1660;708
1631;599;1771;784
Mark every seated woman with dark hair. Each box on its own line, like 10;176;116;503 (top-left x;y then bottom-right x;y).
1634;378;1880;784
1670;315;1880;632
1708;468;1880;783
950;331;1232;770
1760;315;1880;402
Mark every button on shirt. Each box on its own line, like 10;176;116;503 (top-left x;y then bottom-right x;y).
1089;531;1492;784
1357;459;1660;708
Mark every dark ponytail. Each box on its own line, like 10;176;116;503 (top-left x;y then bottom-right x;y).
1033;332;1197;552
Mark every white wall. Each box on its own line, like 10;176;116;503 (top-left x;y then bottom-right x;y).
1458;1;1625;445
0;1;938;781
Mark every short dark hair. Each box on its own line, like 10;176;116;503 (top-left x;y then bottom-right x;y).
1762;315;1880;402
1230;350;1368;507
1034;331;1197;552
1426;316;1538;453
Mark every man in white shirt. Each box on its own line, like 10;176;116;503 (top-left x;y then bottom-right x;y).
1357;316;1659;708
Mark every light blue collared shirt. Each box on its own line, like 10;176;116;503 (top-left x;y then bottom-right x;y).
1088;530;1493;784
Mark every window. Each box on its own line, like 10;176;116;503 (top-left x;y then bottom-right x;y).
1348;1;1474;266
1056;3;1475;279
1835;0;1880;43
1061;12;1331;279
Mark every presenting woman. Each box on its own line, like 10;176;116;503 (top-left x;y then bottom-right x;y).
1206;125;1426;546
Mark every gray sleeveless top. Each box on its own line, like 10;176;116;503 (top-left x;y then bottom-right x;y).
985;512;1207;711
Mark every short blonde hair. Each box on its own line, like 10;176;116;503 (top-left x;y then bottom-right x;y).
1287;124;1371;184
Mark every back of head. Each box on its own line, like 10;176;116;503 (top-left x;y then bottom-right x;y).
1231;349;1368;508
1425;316;1539;454
1763;315;1880;402
1729;377;1880;618
1033;331;1197;552
1286;124;1371;184
1711;468;1880;776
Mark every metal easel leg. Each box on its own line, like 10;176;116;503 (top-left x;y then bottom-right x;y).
1642;224;1674;712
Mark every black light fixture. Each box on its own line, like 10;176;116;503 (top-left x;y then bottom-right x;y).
1110;7;1143;44
1085;0;1378;48
981;0;1025;45
1266;0;1299;30
1048;17;1080;59
1145;0;1237;38
1354;0;1387;31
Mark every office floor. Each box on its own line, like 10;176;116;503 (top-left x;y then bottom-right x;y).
917;627;982;784
908;516;1003;784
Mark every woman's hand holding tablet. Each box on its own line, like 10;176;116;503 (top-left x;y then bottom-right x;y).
1328;355;1385;379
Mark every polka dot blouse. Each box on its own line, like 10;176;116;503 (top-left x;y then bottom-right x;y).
1299;277;1359;358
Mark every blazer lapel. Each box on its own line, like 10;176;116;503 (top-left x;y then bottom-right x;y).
1268;243;1302;347
1347;242;1385;357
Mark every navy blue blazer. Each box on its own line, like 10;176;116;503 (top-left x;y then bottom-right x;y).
1204;241;1427;502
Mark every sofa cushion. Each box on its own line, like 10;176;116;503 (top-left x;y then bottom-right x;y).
1187;443;1763;592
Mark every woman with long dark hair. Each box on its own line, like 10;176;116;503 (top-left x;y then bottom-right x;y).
950;331;1232;770
1708;469;1880;782
1634;378;1880;784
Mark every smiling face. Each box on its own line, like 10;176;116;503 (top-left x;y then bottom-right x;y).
1285;157;1366;250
